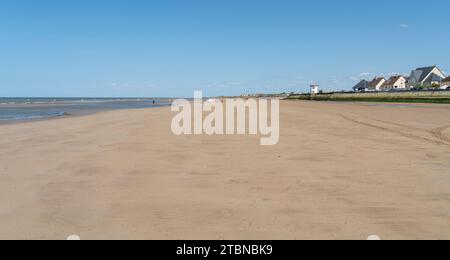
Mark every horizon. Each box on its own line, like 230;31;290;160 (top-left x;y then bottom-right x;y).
1;0;449;97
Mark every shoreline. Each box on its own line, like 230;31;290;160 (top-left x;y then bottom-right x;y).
3;98;449;126
0;99;171;125
0;106;170;126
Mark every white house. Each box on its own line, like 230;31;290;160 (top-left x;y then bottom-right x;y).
367;77;386;91
442;76;450;89
382;75;407;90
407;66;446;88
310;85;319;94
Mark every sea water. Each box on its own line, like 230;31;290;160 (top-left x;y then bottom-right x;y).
0;98;171;122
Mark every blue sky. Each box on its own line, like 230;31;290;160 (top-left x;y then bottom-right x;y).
1;0;449;97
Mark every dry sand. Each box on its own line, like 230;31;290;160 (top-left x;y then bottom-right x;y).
0;100;449;240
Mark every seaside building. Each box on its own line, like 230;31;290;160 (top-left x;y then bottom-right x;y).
407;66;446;88
367;77;386;91
310;85;319;94
442;76;450;89
352;65;447;92
381;75;407;90
353;80;369;92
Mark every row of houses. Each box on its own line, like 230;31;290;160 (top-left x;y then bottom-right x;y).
353;66;450;92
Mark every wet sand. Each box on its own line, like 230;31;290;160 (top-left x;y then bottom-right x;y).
0;100;449;240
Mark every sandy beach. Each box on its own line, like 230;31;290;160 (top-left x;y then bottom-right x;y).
0;100;449;240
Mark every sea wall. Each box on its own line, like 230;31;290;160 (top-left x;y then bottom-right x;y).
286;91;450;103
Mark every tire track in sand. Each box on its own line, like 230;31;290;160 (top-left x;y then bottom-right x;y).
430;125;450;143
340;114;448;146
372;118;450;144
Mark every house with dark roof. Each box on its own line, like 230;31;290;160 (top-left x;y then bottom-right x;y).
353;80;369;92
367;77;386;91
407;66;446;88
381;75;407;90
353;77;386;92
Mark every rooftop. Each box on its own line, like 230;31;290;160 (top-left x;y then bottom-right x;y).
384;75;404;85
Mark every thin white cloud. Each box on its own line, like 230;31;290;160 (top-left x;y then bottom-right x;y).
206;82;242;89
358;72;374;77
400;24;409;28
382;72;401;77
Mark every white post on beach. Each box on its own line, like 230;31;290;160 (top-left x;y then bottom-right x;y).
310;85;319;95
310;84;319;100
